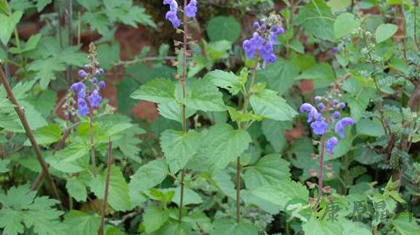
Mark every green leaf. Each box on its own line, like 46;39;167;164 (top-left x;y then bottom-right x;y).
97;43;120;70
375;23;398;43
160;130;202;173
211;170;236;199
250;89;297;121
295;0;335;41
243;154;291;190
200;124;252;172
63;210;100;235
206;16;241;42
391;213;420;235
0;159;10;173
24;124;62;146
130;78;176;104
211;220;258;235
245;180;308;214
302;217;343;235
28;58;66;89
227;107;264;123
143;205;169;233
0;185;66;235
334;13;361;39
184;79;226;112
113;125;144;162
356;118;385;137
129;159;168;193
0;11;23;45
36;0;52;12
262;120;292;152
341;220;372;235
205;70;242;95
289;39;305;53
54;142;90;163
66;177;87;202
172;187;203;206
90;166;131;211
258;58;300;96
83;11;110;36
9;34;42;54
158;100;196;124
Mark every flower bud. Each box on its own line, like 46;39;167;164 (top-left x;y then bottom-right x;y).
92;77;98;83
306;181;316;189
78;70;87;78
253;22;260;29
314;96;322;103
318;103;325;111
310;169;317;177
322;186;331;193
99;81;106;89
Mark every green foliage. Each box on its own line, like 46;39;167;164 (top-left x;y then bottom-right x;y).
206;16;242;42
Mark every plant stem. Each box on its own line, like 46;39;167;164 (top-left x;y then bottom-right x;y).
98;139;113;235
0;65;62;207
178;0;189;224
314;102;331;210
89;114;97;176
236;62;259;223
65;0;73;84
236;156;241;223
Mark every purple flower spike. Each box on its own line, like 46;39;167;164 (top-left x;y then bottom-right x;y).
261;42;276;63
332;111;341;120
326;137;339;154
335;117;355;138
310;113;328;135
78;88;86;99
99;81;106;89
300;103;318;123
77;98;89;116
78;70;87;78
185;0;197;18
88;90;102;108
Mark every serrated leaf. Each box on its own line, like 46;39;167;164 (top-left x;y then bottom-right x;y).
129;159;168;193
0;159;10;173
392;213;420;235
0;11;23;45
0;185;66;235
158;100;196;124
302;217;343;235
262;120;292;152
250;89;297;121
184;79;226;112
90;166;131;211
205;70;242;95
83;11;110;36
211;220;258;235
36;0;52;12
143;205;169;233
63;210;100;235
334;13;361;39
28;58;66;89
160;130;202;173
24;124;62;146
9;34;42;54
131;78;176;103
172;187;203;206
375;23;398;43
243;154;291;190
66;178;87;202
201;124;252;172
227;107;264;123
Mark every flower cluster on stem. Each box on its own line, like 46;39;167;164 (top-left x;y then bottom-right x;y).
243;14;285;65
164;0;197;29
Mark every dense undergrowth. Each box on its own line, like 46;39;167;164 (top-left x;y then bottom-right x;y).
0;0;419;234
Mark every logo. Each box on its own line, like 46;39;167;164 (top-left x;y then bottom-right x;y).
284;198;312;224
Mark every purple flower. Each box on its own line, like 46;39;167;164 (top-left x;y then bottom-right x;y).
333;47;339;53
314;96;322;103
99;81;106;89
326;137;339;154
332;111;341;120
335;117;354;138
88;90;102;108
318;103;325;111
78;88;86;99
78;70;87;78
92;77;98;83
71;82;84;92
242;32;264;59
299;103;318;123
338;102;346;110
185;0;197;18
260;42;276;63
253;22;260;29
310;113;328;135
96;68;104;75
165;10;181;28
77;98;89;116
277;26;285;35
333;100;339;106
